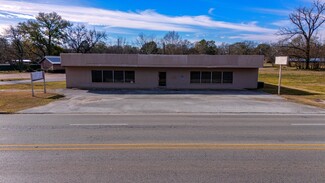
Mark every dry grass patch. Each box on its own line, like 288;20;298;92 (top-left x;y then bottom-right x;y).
0;81;66;90
0;78;28;82
0;71;21;74
259;67;325;108
0;91;64;113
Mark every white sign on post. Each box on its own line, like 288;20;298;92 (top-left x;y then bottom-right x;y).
31;71;44;81
30;71;46;97
275;56;288;65
275;56;288;95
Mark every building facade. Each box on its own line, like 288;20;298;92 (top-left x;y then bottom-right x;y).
61;54;264;89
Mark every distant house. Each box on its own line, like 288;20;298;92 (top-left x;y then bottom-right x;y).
39;56;64;72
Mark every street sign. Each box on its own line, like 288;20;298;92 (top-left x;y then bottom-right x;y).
275;56;288;95
30;71;46;97
275;56;288;65
31;71;44;81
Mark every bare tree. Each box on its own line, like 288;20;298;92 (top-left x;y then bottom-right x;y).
65;24;107;53
116;37;126;53
65;24;87;53
0;37;10;63
218;43;230;55
229;41;256;55
278;0;325;69
6;26;26;71
136;33;157;54
161;31;183;54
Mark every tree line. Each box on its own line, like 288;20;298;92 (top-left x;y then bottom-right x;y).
0;0;324;70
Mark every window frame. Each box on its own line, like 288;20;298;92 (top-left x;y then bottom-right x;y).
125;71;135;83
190;71;201;83
103;70;113;83
91;70;103;83
91;70;136;84
190;71;233;84
222;72;233;84
212;71;222;84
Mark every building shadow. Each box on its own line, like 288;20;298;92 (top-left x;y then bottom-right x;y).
260;83;316;96
86;89;268;95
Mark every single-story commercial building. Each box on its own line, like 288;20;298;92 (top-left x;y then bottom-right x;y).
61;54;264;89
39;56;64;72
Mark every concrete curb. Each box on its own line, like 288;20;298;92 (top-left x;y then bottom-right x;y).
15;112;325;116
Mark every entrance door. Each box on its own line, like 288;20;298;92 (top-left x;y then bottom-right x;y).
158;72;166;87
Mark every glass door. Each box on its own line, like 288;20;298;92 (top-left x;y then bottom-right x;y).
158;72;166;87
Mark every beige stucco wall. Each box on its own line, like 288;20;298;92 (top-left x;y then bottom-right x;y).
66;67;259;89
61;54;264;68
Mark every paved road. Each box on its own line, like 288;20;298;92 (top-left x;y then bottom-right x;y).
0;114;325;182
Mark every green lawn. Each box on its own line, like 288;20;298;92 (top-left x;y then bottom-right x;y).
259;67;325;108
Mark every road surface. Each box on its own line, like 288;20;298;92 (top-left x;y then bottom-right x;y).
0;114;325;182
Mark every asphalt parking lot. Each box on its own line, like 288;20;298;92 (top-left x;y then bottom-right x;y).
20;89;325;114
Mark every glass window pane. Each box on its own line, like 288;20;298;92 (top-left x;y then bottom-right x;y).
212;72;222;83
125;71;135;83
114;71;124;83
223;72;233;84
91;70;102;82
103;70;113;82
201;72;211;83
190;72;200;83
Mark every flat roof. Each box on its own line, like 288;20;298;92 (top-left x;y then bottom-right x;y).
61;54;264;68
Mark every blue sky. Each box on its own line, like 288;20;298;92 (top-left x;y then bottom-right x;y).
0;0;316;45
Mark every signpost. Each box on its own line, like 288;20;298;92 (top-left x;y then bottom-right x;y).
275;56;288;95
30;71;46;97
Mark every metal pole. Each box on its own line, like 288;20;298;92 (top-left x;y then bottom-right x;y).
43;71;46;94
278;64;282;95
31;73;34;97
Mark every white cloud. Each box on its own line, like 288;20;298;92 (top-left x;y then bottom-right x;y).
253;8;291;16
272;20;291;27
0;24;10;34
0;11;35;19
208;8;215;15
0;0;276;34
229;34;283;42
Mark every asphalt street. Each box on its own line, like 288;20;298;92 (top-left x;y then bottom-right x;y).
0;114;325;182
